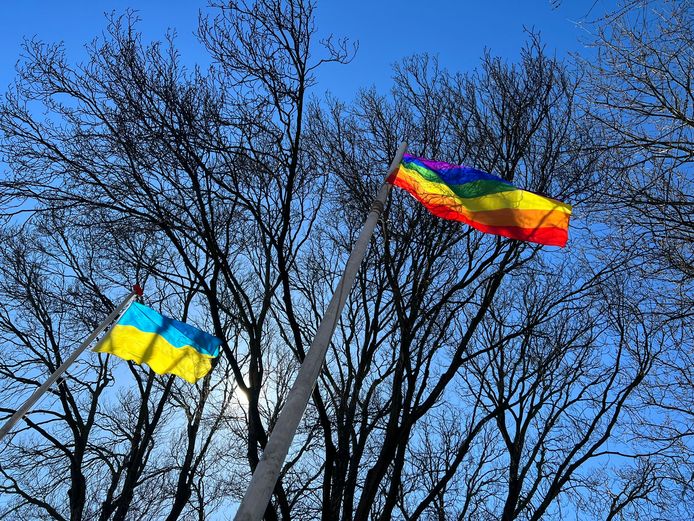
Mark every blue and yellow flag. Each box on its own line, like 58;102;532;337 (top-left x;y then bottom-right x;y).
95;302;222;383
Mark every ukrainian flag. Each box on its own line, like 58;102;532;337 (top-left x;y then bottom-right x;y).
95;302;221;383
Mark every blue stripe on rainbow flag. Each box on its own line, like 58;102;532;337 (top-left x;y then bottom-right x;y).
403;154;513;186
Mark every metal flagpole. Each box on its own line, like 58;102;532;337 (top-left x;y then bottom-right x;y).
234;142;408;521
0;285;143;442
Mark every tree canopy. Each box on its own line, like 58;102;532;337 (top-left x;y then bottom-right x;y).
0;1;690;519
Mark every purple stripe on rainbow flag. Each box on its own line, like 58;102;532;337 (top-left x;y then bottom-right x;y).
388;154;572;247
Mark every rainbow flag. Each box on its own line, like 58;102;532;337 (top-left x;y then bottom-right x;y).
389;154;572;247
94;302;221;383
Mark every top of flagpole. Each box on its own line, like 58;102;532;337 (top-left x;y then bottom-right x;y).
385;142;408;186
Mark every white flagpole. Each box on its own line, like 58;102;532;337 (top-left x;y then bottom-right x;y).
234;142;408;521
0;285;142;442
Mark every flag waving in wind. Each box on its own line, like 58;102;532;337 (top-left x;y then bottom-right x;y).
95;302;222;383
389;154;572;247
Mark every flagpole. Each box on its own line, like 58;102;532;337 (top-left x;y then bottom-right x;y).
234;142;408;521
0;285;143;443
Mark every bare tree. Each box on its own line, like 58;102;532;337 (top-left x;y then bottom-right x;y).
296;40;665;519
0;1;685;519
581;3;694;516
0;220;238;520
0;1;353;519
582;0;693;314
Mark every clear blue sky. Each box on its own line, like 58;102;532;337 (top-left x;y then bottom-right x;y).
0;1;612;100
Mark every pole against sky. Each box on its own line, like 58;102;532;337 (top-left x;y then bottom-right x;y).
0;0;609;100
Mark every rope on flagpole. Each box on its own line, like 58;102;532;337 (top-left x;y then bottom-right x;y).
0;285;143;443
234;142;408;521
